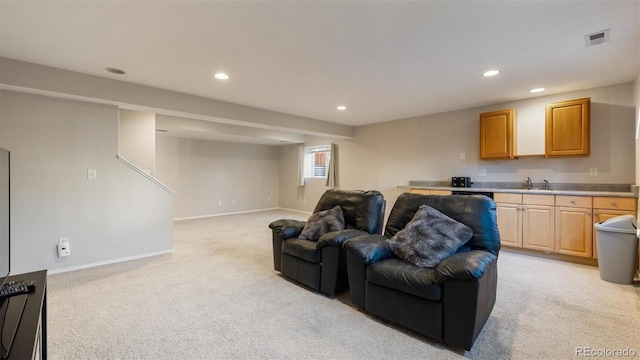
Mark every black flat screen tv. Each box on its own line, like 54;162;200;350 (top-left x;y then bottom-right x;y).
0;147;22;360
0;147;9;290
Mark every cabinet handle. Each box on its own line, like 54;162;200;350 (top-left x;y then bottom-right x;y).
611;201;617;206
570;200;576;204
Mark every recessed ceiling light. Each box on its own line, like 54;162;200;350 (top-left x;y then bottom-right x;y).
105;67;126;75
482;70;500;77
214;73;229;80
337;105;347;111
530;87;545;93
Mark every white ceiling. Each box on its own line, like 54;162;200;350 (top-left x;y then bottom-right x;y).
0;1;638;132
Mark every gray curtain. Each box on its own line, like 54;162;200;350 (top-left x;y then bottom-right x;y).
325;143;339;188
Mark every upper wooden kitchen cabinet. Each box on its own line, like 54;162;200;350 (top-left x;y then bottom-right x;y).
545;98;590;157
480;109;516;159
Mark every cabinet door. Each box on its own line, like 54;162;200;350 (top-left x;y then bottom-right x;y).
480;109;515;159
522;205;554;252
555;206;592;257
545;98;590;157
496;203;521;247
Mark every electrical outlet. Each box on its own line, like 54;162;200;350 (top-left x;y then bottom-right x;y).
460;152;466;160
589;167;598;176
57;237;70;257
478;169;487;177
267;196;271;202
218;201;223;206
87;168;97;179
232;199;236;205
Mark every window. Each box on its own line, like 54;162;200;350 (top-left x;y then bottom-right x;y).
304;145;331;178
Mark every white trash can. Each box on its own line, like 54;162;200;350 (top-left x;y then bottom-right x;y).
594;214;638;285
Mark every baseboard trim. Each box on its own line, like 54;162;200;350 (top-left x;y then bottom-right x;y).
174;208;280;221
174;207;311;221
277;207;312;215
47;249;175;275
501;247;599;267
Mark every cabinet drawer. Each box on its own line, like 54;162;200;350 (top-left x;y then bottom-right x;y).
523;194;555;206
592;197;636;211
494;193;522;204
430;190;452;195
555;195;592;208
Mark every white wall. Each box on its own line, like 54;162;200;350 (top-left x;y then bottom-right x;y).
0;90;173;274
118;109;156;176
280;83;637;212
634;71;640;186
634;71;640;274
155;135;279;219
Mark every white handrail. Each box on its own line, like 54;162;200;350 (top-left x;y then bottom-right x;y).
116;155;175;194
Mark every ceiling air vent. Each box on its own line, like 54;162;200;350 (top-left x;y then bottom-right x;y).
584;29;610;47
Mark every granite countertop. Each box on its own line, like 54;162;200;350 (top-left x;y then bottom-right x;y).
399;181;639;198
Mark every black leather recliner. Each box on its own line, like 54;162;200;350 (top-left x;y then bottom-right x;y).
344;193;500;350
269;189;386;296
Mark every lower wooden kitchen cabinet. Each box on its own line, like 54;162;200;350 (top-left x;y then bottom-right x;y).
495;196;521;247
494;193;554;252
555;196;593;258
497;193;637;262
522;200;555;252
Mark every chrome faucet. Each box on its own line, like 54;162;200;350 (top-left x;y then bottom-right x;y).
525;177;533;190
543;179;550;190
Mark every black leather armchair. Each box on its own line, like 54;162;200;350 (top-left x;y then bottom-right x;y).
344;193;500;350
269;189;386;296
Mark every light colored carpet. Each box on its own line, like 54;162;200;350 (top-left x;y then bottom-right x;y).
47;210;640;359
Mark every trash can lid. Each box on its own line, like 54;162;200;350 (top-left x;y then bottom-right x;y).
594;214;637;234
